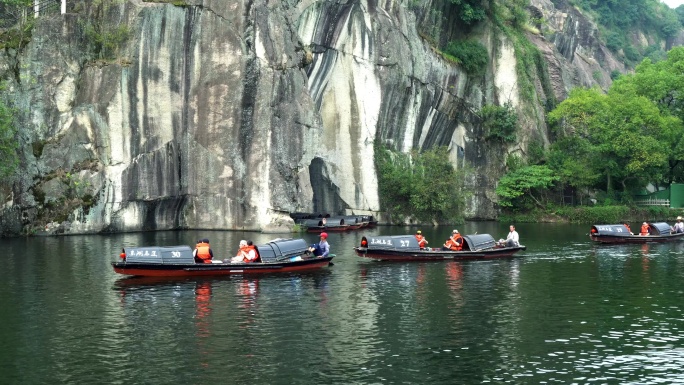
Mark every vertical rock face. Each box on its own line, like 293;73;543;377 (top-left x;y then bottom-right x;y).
0;0;637;235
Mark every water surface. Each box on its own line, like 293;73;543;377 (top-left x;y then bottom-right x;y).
2;223;684;384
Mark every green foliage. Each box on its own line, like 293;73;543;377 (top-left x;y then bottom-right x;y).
0;0;34;50
479;102;518;143
496;165;559;209
572;0;682;66
553;205;630;224
548;83;673;195
448;0;486;26
80;0;129;61
443;40;488;76
527;139;546;165
375;144;468;224
0;93;19;179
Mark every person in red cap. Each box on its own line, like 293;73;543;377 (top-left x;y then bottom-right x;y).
309;232;330;257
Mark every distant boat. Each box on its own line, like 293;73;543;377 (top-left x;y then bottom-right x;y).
354;233;525;261
589;223;684;244
112;238;334;277
300;217;349;232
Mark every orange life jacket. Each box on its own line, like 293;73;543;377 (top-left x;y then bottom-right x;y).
640;224;650;236
415;234;427;248
237;245;258;263
445;234;463;251
195;242;212;263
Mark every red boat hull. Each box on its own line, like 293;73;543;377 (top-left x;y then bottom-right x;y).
112;257;333;277
589;233;684;244
354;246;525;261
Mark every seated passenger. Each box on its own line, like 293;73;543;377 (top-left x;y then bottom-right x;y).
230;240;258;263
672;217;684;234
193;238;214;263
415;230;428;248
504;225;520;247
443;229;463;251
640;222;650;236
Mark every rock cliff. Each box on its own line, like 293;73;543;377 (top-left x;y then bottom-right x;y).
0;0;665;235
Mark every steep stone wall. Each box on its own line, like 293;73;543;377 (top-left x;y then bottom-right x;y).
0;0;638;235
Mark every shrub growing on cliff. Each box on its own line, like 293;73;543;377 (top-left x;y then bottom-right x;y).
479;102;518;143
448;0;486;26
78;0;129;61
444;40;488;76
0;97;19;179
375;145;467;224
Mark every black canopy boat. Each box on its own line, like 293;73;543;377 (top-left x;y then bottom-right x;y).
589;222;684;244
112;238;334;277
354;233;526;261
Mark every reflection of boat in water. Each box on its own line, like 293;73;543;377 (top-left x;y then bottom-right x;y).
589;223;684;244
354;234;525;261
112;238;334;277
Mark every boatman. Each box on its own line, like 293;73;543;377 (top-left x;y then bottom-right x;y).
640;222;650;236
443;229;463;251
415;230;428;249
309;232;330;257
193;238;214;263
673;217;684;234
504;225;520;247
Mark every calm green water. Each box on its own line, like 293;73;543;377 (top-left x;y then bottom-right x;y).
2;222;684;384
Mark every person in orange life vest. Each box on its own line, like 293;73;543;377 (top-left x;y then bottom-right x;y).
623;223;633;235
415;230;428;248
309;232;330;257
639;222;650;236
193;238;214;263
443;229;463;251
230;240;258;263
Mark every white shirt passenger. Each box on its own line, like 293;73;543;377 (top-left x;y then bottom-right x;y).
506;227;519;246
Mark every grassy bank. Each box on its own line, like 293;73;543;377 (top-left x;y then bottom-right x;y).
499;205;684;224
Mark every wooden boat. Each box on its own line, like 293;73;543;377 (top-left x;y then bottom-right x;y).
112;238;334;277
589;222;684;244
354;233;526;261
301;218;349;233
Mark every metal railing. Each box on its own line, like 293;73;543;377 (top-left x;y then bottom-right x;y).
0;0;66;29
635;198;671;207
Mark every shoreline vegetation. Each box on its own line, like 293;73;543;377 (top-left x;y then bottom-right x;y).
499;205;684;224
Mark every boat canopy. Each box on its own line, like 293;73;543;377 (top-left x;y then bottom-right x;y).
650;222;672;235
302;219;325;227
361;235;422;251
256;238;309;262
342;216;360;224
462;234;497;251
123;245;195;264
590;224;632;237
325;217;346;225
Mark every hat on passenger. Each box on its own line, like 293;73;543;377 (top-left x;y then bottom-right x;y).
320;232;328;239
678;216;683;221
416;230;422;234
452;229;459;234
239;240;247;247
